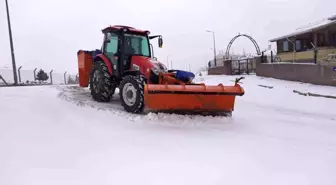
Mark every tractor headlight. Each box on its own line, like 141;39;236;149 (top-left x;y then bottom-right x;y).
161;64;168;72
151;66;160;75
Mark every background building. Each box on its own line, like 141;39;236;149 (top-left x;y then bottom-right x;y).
269;15;336;64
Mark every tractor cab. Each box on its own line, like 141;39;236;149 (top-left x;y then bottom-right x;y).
100;25;163;78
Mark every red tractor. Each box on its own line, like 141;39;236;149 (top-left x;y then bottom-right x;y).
77;25;244;116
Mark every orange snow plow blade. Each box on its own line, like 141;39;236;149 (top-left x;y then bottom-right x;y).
144;81;244;115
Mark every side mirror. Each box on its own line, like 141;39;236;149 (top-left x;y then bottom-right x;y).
158;36;163;48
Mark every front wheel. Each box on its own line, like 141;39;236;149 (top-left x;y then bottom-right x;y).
119;75;145;113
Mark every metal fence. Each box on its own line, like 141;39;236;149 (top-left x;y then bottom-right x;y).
260;50;320;64
231;58;257;75
207;57;257;75
260;50;281;63
0;67;78;86
208;58;226;68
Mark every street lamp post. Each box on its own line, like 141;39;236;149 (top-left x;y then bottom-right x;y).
5;0;18;85
166;55;171;69
206;30;217;66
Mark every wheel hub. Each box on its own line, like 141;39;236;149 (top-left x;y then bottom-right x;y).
122;83;137;106
126;90;133;99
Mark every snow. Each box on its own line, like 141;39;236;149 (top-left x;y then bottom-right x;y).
269;16;336;42
1;73;336;185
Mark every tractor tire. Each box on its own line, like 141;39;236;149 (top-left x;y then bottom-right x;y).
119;75;145;113
89;60;115;102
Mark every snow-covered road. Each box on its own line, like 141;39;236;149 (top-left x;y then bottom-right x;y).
1;74;336;185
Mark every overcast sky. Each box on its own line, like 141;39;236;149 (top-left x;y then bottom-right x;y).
0;0;335;74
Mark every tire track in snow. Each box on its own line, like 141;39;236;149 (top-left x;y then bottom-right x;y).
54;85;231;127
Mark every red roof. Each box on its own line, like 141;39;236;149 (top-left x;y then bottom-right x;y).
102;25;150;34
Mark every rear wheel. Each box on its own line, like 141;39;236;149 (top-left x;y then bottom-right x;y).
89;61;115;102
119;75;145;113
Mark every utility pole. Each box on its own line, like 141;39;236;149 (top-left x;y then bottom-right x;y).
206;30;217;66
5;0;18;85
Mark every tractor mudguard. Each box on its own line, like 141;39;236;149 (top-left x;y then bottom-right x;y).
94;54;113;75
122;70;141;77
122;70;148;84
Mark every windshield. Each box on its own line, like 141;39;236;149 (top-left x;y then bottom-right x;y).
124;33;150;57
